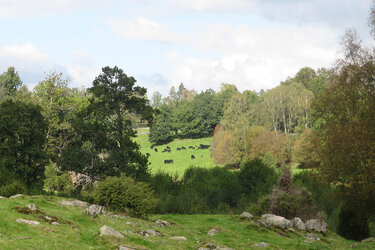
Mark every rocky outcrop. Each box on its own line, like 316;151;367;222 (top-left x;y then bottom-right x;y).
16;218;40;225
84;204;105;217
169;236;187;241
305;219;327;234
27;203;37;211
155;219;170;227
0;196;6;199
61;199;89;208
304;233;320;242
240;212;253;219
292;217;306;231
69;171;96;190
207;228;220;236
9;194;23;199
262;214;292;229
198;243;233;249
251;242;269;247
99;225;124;238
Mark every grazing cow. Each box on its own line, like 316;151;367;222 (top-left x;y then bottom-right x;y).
189;146;195;149
162;148;171;153
166;146;171;149
154;148;158;152
164;159;173;164
177;148;181;151
146;153;151;157
191;155;195;159
181;146;186;150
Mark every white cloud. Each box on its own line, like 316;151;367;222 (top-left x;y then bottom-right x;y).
165;24;338;92
0;44;50;72
0;0;121;17
64;65;100;88
108;17;180;43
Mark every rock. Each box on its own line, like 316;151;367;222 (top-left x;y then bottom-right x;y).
292;217;306;231
350;243;359;248
45;216;52;221
251;242;269;247
240;212;253;219
305;219;327;234
16;218;40;225
125;222;136;226
84;204;105;217
69;171;97;190
61;199;89;208
9;194;23;199
304;233;320;242
198;243;233;249
170;236;187;241
119;247;135;250
207;227;220;236
261;214;292;229
362;237;375;243
137;230;162;237
155;219;170;227
0;196;6;199
99;225;124;238
51;222;59;225
27;203;37;211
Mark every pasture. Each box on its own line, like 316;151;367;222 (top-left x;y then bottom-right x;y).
134;129;217;176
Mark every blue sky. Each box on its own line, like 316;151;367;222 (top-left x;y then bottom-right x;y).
0;0;372;97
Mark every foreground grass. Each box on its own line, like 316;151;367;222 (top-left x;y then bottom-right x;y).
134;130;217;176
0;195;371;249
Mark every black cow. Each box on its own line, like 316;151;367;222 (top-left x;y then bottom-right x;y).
181;146;186;150
154;148;158;152
191;155;195;159
146;153;151;157
164;159;173;164
177;148;181;151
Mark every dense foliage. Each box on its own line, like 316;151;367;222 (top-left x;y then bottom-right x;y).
93;174;158;218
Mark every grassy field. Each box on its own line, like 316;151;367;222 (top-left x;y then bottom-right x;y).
0;195;370;249
134;129;217;176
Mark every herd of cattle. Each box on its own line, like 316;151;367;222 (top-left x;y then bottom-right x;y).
148;144;211;164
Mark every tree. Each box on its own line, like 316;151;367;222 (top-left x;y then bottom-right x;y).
0;100;48;188
60;66;154;181
0;67;22;100
151;91;162;108
149;104;174;145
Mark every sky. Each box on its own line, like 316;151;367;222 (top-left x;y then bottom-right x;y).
0;0;372;97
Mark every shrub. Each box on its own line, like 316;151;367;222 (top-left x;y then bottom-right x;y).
0;180;27;197
337;208;369;241
237;159;278;202
43;164;74;196
93;174;158;218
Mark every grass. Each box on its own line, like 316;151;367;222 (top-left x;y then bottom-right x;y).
0;195;371;249
134;129;217;176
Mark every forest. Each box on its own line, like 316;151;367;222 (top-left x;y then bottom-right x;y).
0;5;375;245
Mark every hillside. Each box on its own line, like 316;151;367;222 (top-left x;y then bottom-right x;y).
135;129;217;176
0;195;370;249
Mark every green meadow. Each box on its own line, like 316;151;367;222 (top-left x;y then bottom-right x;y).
0;195;367;250
134;128;217;176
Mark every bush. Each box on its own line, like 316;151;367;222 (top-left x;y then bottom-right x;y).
43;164;74;196
337;208;369;241
237;159;278;202
93;174;158;218
0;180;27;197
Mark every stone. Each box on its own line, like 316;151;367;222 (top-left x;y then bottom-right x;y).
119;247;135;250
240;212;253;219
125;222;136;226
27;203;37;211
9;194;23;199
51;222;59;225
69;171;97;190
0;196;6;199
45;216;52;221
362;237;375;243
251;242;269;247
304;233;320;242
292;217;306;231
16;218;40;225
261;214;292;229
305;219;327;234
207;227;220;236
61;199;89;208
84;204;105;217
99;225;124;238
137;230;162;237
170;236;187;241
350;243;359;248
198;243;233;249
155;219;170;227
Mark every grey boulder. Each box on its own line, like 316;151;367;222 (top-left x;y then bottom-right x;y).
292;217;306;231
99;225;124;238
305;219;327;234
262;214;292;229
85;204;105;217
